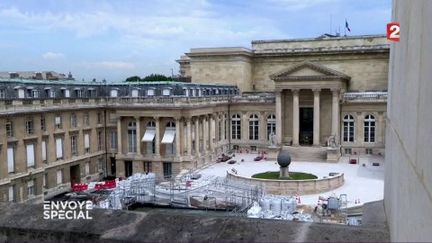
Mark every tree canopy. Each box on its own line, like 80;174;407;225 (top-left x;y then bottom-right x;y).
125;74;173;82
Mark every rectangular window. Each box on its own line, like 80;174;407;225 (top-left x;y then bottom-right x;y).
27;180;35;198
26;144;35;168
128;129;137;153
6;120;13;137
110;131;117;150
8;185;15;202
366;148;373;155
50;90;56;98
85;162;90;175
0;89;5;98
163;162;172;179
84;133;90;153
147;89;155;96
345;148;352;155
56;169;63;185
70;113;77;128
97;130;103;151
144;162;152;173
71;135;78;156
41;140;47;162
55;115;62;129
110;89;118;97
32;90;39;98
56;138;63;159
26;118;34;135
40;116;46;131
43;173;48;188
7;146;14;173
97;112;102;124
84;113;90;126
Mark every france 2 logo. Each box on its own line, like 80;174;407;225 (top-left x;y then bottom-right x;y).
387;22;400;42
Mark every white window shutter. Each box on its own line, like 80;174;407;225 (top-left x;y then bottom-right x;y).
7;147;14;173
26;144;35;167
42;141;47;161
56;138;63;158
84;134;90;148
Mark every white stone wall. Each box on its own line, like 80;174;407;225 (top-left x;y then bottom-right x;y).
385;0;432;241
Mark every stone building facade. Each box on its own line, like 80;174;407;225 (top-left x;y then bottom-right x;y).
178;35;389;160
0;34;390;203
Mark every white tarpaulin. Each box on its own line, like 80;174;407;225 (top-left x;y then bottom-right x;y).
161;129;176;144
142;129;156;142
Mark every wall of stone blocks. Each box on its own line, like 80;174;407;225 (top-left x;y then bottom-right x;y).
384;0;432;241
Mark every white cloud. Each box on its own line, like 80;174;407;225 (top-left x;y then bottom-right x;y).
82;61;136;70
42;52;64;60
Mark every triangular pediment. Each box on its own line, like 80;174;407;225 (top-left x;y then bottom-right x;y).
270;61;350;81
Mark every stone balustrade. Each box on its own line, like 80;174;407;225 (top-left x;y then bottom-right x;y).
226;170;344;195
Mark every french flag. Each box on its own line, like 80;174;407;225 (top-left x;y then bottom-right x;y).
345;19;351;32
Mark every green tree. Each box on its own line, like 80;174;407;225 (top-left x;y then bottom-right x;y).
125;76;141;82
141;74;173;81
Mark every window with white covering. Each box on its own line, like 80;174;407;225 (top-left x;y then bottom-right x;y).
41;140;47;162
55;138;63;159
55;115;62;129
56;169;63;185
110;89;118;97
131;89;139;97
84;133;90;153
7;146;14;173
147;89;155;96
162;89;171;96
26;144;35;168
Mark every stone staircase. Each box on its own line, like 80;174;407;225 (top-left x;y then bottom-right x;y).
283;146;327;161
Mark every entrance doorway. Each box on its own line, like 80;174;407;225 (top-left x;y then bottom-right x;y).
70;164;81;185
124;161;133;177
299;107;313;145
110;157;116;176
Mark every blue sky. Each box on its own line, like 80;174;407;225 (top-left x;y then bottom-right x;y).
0;0;391;81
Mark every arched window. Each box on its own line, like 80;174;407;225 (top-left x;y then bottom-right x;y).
128;121;137;153
343;114;355;142
267;114;276;141
231;114;241;140
167;121;175;128
147;121;156;128
364;114;375;142
249;114;259;140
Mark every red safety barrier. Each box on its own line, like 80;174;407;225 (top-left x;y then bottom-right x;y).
72;183;88;192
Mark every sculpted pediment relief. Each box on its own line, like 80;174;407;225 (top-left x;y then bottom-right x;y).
270;61;351;81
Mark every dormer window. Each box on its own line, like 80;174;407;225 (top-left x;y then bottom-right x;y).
147;89;155;96
110;89;118;97
162;88;171;96
131;89;139;97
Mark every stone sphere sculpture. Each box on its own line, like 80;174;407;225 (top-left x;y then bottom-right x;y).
277;149;291;168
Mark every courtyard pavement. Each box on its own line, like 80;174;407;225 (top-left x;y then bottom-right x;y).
197;153;384;208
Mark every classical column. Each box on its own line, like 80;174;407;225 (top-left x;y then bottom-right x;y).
209;115;215;152
195;117;200;156
186;118;192;156
175;117;181;157
313;89;321;146
259;112;267;143
117;117;122;154
292;89;300;146
331;89;340;144
135;116;141;155
203;117;208;151
356;112;364;144
154;117;161;156
378;112;384;144
275;91;283;145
